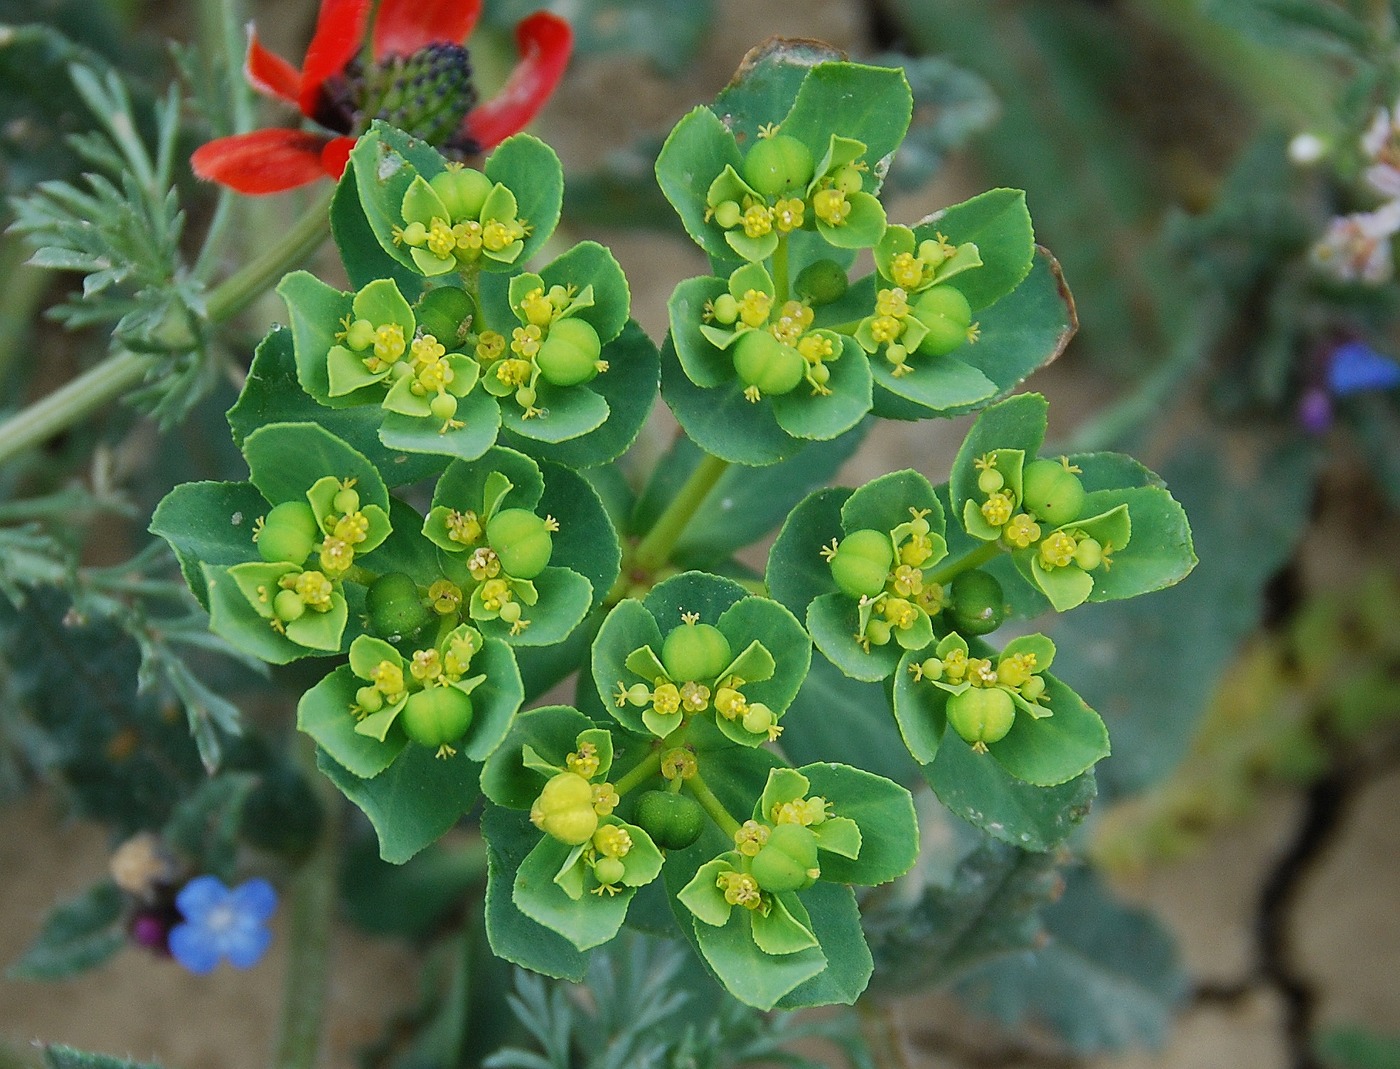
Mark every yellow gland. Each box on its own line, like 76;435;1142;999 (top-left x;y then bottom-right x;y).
742;203;774;238
1005;513;1042;549
480;578;512;611
813;187;851;225
495;358;532;388
875;287;911;319
476;331;506;361
566;742;600;778
467;546;501;580
592;783;620;815
519;287;555;327
333;512;370;544
454;219;484;251
661;748;697;781
446;509;482;545
917;580;946;613
652;682;682;716
797;333;834;363
293;570;334;610
426;219;456;257
968;657;999;687
919;232;957;263
981;491;1014;527
734;819;770;857
443;633;479;677
319;536;353;575
998;652;1038;688
772;796;829;826
738;289;772;328
411;335;446;366
718;870;762;909
680;681;711;712
428;579;462;615
942;647;969;683
511;325;543;358
714;686;748;719
1039;530;1078;569
370;660;405;698
410;648;443;683
374;323;406;363
593;823;632;859
773;197;805;232
900;535;936;568
869;315;903;344
482;220;514;251
890;251;928;290
881;597;919;629
891;564;924;597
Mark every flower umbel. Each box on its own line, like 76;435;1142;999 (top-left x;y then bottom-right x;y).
168;876;277;975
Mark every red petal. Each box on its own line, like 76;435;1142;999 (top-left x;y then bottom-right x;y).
191;129;333;195
321;136;357;179
299;0;372;116
463;12;572;150
373;0;481;60
245;26;301;105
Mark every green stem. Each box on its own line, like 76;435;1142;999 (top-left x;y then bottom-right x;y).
685;770;741;839
857;1002;913;1069
0;191;333;468
772;234;790;305
613;748;664;795
274;737;341;1069
925;540;1001;586
824;318;862;335
632;452;730;571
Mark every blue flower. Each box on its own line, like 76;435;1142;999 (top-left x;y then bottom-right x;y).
1327;340;1400;396
168;875;277;975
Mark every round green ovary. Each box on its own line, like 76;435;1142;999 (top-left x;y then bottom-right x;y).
831;528;894;598
365;573;432;639
593;856;626;885
485;508;553;579
660;622;732;682
1020;459;1086;526
534;772;598;845
536;317;602;387
430;168;492;220
795;259;849;305
947;687;1016;747
949;569;1006;636
634;790;705;850
741;134;815;197
400;686;473;748
258;501;319;565
732;331;805;397
751;823;819;892
913;286;973;358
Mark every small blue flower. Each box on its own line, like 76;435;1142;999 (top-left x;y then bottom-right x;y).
168;875;277;975
1327;340;1400;396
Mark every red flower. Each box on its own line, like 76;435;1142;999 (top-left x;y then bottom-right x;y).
192;0;572;195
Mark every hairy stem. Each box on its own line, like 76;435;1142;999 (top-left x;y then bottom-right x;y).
632;452;730;571
925;539;1001;586
685;770;741;839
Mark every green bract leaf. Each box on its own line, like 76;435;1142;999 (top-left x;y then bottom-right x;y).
513;835;634;950
592;599;666;736
242;422;390;512
300;666;407;779
150;481;267;611
655;106;745;263
841;469;943;536
331;165;424;296
766;486;849;617
378;388;501;462
806;592;901;683
485;133;564;266
690;906;827;1010
781;62;913;182
918;189;1035;311
797;763;917;885
950;392;1050;521
481;705;599;809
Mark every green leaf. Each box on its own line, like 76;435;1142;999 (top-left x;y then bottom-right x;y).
242;422;389;510
781;62;913;179
592;599;666;735
540;461;621;599
655;106;745;262
642;571;749;627
712;39;845;148
500;321;659;468
9;882;123;980
481;567;591;647
150;481;266;610
276;270;357;408
771;337;873;442
869;352;997;418
500;381;609;444
331;165;424;296
798;763;917;885
481;705;598;809
513;836;634;950
458;637;523;761
317;744;479;864
430;447;544;524
750;893;819;954
918;189;1035;310
204;564;312;664
990;672;1110;786
766;486;848;619
668;276;733;388
807;592;901;683
775;882;875;1009
1082;486;1196;603
949;392;1049;521
484;133;563;266
716;597;810;713
691;908;827;1010
347;122;449;274
540;241;630;343
378;388;501;462
841;468;942;536
299;666;407;779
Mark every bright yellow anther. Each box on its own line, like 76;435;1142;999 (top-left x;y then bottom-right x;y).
680;681;711;712
869;315;903;344
651;682;681;717
318;537;353;575
520;287;554;327
446;509;482;545
742;203;773;238
373;323;406;363
495;358;532;387
981;491;1014;528
773;197;805;232
427;579;462;615
482;220;513;252
718;870;762;909
969;658;999;687
661;748;697;781
593;822;632;858
293;570;333;610
997;652;1038;688
737;289;772;328
1005;513;1042;549
333;512;370;545
511;324;543;358
467;546;501;581
566;742;600;779
444;632;479;677
591;783;620;815
426;219;456;258
734;819;770;857
476;331;506;361
480;578;512;611
942;647;969;683
410;648;442;683
1039;530;1078;569
370;660;404;698
813;188;851;226
797;333;834;363
891;564;924;597
890;251;927;290
714;686;747;720
453;219;484;252
875;287;910;319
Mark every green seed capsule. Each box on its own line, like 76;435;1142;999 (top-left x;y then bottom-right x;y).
949;570;1006;636
977;468;1004;495
356;685;384;713
865;618;892;646
536;317;602;387
345;318;376;350
515;386;536;408
273;588;306;622
913;286;973;358
1020;459;1086;526
485;508;553;579
751;823;819;892
711;292;739;324
742;702;775;736
1074;536;1103;571
498;600;522;624
365;573;432;639
634;791;705;850
742;134;815;196
429;167;492;220
919;657;944;680
430;393;458;421
714;200;743;229
592;856;626;886
1020;675;1046;701
833;164;864;194
947;687;1016;748
830;528;894;599
258;501;319;565
732;331;805;397
661;621;732;682
532;772;598;845
400;685;473;749
794;259;850;305
332;486;361;515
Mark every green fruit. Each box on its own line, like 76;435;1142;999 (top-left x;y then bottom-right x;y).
830;528;894;598
485;508;553;578
356;685;384;713
430;167;492;220
258;501;319;564
1074;537;1103;571
415;286;475;347
865;618;892;646
977;468;1004;495
661;621;732;682
732;331;805;397
536;317;602;387
365;573;432;639
949;570;1006;636
794;259;849;305
742;702;775;736
947;687;1016;748
634;791;705;850
400;685;474;749
332;486;361;515
741;134;815;196
273;588;305;622
833;163;863;194
751;823;819;892
430;393;458;421
913;286;973;357
713;200;742;229
533;772;598;845
592;857;626;885
1020;459;1086;526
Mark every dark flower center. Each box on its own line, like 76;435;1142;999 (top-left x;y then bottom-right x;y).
317;43;481;156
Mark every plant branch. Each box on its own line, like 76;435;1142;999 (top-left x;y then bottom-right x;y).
685;770;741;839
925;540;1001;586
613;748;664;796
633;452;730;571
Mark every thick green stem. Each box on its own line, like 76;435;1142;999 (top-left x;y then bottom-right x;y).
613;748;664;795
685;770;741;839
632;452;730;571
772;234;790;305
925;540;1001;586
273;737;341;1069
0;192;332;468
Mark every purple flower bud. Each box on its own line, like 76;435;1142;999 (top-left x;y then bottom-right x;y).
1298;388;1333;434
